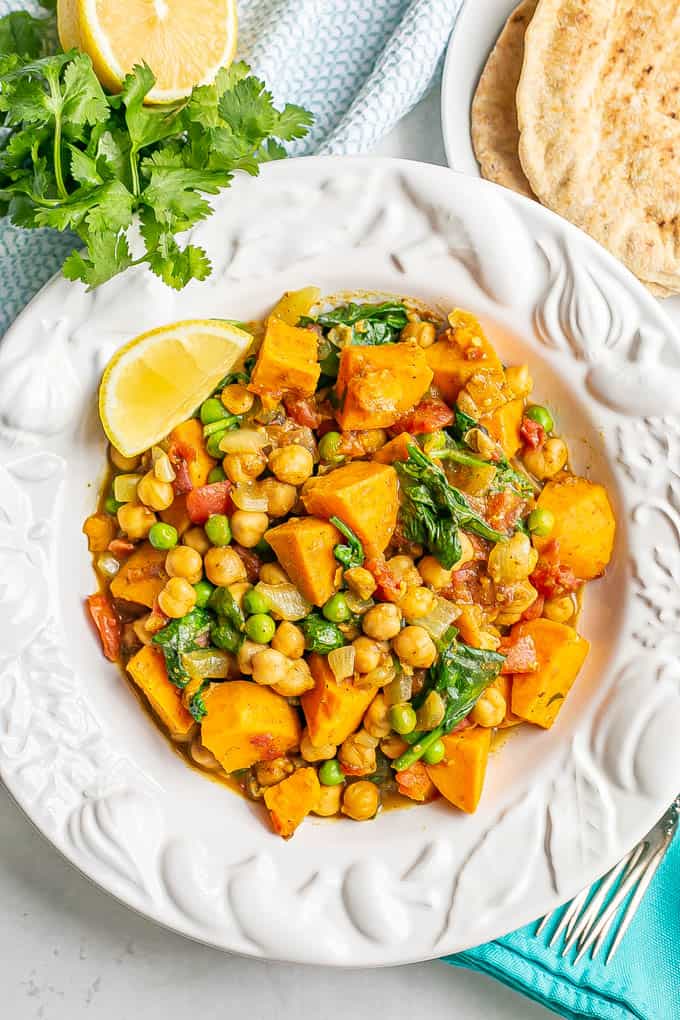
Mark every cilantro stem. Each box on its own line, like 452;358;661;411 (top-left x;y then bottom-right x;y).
129;148;140;197
47;73;68;201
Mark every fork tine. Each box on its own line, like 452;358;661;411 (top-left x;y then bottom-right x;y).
546;888;588;949
573;849;652;964
535;910;555;937
605;833;673;964
564;848;639;954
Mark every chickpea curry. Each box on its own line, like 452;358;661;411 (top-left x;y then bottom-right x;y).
84;289;616;838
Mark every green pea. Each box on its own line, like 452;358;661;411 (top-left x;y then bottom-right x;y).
245;614;276;644
206;430;228;457
322;592;351;623
193;579;215;608
318;759;345;786
318;431;344;464
422;738;446;765
528;507;555;537
205;514;232;546
104;495;123;516
525;404;554;433
148;522;178;550
389;703;417;735
243;588;271;616
200;397;231;425
208;465;227;483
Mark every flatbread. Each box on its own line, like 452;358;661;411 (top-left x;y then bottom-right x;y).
471;0;537;199
517;0;680;294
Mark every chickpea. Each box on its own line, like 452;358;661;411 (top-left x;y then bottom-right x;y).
352;635;384;674
158;577;197;619
363;693;391;739
109;445;140;472
380;734;409;760
344;566;377;600
259;478;297;517
268;444;314;486
237;639;267;675
204;546;247;586
272;658;315;697
259;562;289;585
523;438;568;480
300;730;337;763
136;471;174;511
453;532;476;570
470;686;506;728
392;625;437;668
183;526;211;556
83;512;116;552
505;364;533;399
399;585;436;619
362;603;402;640
254;756;294;787
338;730;378;776
400;320;436;348
221;383;254;415
544;595;575;623
313;784;343;817
272;621;305;659
251;647;291;686
189;738;220;771
230;510;269;548
165;545;203;584
223;452;267;484
418;555;453;590
117;501;156;540
342;780;379;821
387;555;421;588
132;616;154;646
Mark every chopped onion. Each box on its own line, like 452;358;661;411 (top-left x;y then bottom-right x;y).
345;592;374;615
181;649;232;680
219;429;268;455
152;446;176;482
328;645;355;681
410;595;459;640
113;472;142;503
383;670;413;706
255;582;311;621
96;553;120;578
232;482;268;512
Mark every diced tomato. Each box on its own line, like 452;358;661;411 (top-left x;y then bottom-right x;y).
283;395;325;429
86;592;122;662
250;733;281;761
396;761;438;802
365;555;404;603
520;417;545;450
485;489;524;532
521;593;545;621
530;540;581;598
186;481;233;524
450;716;473;734
168;440;196;494
498;634;538;674
388;397;454;437
108;538;135;559
233;544;262;583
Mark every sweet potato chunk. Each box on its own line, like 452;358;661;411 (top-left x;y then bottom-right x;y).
264;767;320;838
302;654;378;747
249;317;320;404
201;681;301;772
425;726;491;813
490;674;523;728
532;475;616;580
373;432;413;464
425;319;503;404
110;542;168;608
334;341;432;430
302;461;399;554
127;645;195;738
265;516;341;607
395;761;438;802
168;418;215;489
480;397;524;458
510;619;589;729
159;493;191;537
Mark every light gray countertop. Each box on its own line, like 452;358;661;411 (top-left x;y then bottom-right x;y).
1;85;550;1020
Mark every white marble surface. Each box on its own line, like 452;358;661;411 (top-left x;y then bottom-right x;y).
0;84;551;1019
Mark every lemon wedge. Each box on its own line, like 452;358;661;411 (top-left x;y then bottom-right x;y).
99;320;253;457
58;0;238;103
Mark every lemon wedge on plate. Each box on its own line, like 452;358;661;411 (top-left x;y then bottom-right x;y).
99;320;253;457
58;0;238;103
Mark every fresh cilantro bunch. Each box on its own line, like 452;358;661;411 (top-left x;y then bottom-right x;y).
0;4;313;289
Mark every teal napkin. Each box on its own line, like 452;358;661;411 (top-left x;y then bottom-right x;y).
445;830;680;1019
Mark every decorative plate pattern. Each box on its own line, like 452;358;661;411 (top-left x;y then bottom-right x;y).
1;157;679;966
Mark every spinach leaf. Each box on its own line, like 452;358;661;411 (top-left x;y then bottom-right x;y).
152;608;213;689
208;586;244;653
448;406;480;442
330;515;364;569
314;300;409;346
299;613;346;653
188;682;209;722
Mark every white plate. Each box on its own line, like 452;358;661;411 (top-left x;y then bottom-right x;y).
441;0;680;325
1;156;679;967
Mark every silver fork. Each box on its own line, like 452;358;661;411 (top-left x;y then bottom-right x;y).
536;795;680;965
